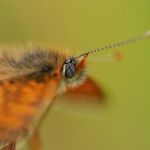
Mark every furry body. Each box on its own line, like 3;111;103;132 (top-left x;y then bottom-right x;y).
0;46;87;149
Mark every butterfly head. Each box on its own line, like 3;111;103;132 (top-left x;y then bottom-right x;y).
58;53;88;93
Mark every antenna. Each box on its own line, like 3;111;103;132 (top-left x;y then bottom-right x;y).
80;30;150;57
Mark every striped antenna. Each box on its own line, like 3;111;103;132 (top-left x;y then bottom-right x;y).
80;30;150;57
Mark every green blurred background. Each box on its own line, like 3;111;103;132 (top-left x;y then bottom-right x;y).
0;0;150;150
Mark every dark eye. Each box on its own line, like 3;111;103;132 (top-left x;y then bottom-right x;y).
64;59;76;78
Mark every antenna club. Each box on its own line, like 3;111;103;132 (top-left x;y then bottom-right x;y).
144;30;150;37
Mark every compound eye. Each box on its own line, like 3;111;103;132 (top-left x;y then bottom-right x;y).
64;59;76;78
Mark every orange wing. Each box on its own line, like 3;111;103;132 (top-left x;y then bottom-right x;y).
0;73;60;148
59;76;105;102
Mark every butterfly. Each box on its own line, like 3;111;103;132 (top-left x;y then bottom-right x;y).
0;30;149;150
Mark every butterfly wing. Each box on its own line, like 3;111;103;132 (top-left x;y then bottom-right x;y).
60;76;105;102
0;72;60;149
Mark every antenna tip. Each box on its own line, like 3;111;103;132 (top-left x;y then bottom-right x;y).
144;30;150;37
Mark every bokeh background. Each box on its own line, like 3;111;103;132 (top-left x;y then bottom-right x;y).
0;0;150;150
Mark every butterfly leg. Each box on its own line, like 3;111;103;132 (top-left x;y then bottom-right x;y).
30;131;41;150
2;137;16;150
